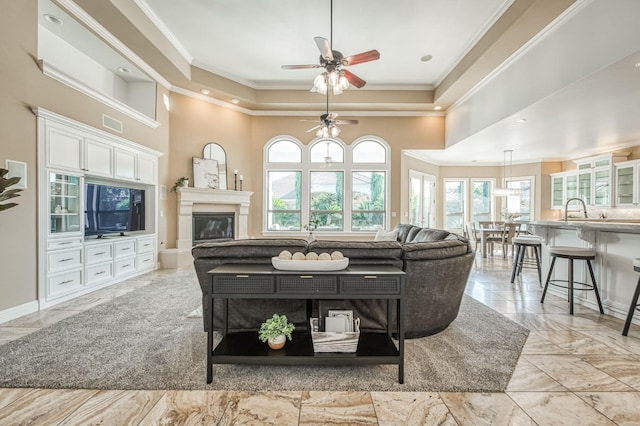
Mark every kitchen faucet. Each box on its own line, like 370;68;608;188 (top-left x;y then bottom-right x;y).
564;197;588;221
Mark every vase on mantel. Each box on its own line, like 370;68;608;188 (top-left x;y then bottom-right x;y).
268;335;286;350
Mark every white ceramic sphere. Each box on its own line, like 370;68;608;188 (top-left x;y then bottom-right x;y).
292;252;306;260
306;252;319;260
331;251;344;260
278;250;293;260
318;252;331;261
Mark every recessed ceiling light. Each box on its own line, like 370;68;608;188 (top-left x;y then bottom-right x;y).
515;118;527;124
420;54;433;62
434;105;442;111
231;98;240;104
635;62;640;68
117;67;130;73
200;89;210;95
43;14;63;25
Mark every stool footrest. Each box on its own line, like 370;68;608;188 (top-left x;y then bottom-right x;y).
546;279;598;292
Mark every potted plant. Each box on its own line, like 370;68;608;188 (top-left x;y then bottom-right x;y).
171;176;189;192
258;314;295;350
0;168;23;212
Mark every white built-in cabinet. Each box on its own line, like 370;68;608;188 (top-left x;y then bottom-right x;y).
35;107;162;308
550;153;630;209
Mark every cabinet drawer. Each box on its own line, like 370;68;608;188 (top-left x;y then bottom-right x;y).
276;276;338;294
340;276;401;295
213;276;274;294
114;258;136;276
47;248;82;273
114;240;136;258
85;244;113;265
137;237;155;254
85;262;113;285
48;238;83;250
48;270;82;298
137;252;155;271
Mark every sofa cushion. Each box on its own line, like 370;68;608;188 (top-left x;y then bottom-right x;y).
374;229;398;242
308;240;403;260
393;224;421;243
402;240;470;260
191;238;308;259
409;228;451;242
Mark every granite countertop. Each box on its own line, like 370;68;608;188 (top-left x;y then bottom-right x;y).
530;219;640;234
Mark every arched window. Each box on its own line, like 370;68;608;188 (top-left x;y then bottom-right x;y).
267;140;301;163
264;135;390;234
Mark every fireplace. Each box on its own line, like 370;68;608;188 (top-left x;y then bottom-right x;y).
192;212;234;245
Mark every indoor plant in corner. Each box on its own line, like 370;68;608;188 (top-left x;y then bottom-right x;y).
0;168;23;211
259;314;295;350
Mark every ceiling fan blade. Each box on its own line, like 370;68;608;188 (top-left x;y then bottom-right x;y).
282;64;321;70
343;69;366;88
306;125;322;133
342;50;380;66
335;119;359;125
300;119;321;122
314;37;334;61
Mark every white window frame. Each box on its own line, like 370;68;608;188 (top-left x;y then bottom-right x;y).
505;175;535;221
470;178;496;223
263;135;391;236
443;178;468;231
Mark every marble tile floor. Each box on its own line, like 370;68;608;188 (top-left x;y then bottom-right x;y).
1;257;640;425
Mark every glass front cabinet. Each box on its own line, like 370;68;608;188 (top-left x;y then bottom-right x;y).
49;171;82;236
615;160;639;206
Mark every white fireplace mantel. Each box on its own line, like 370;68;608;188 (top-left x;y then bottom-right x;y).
158;187;253;268
176;187;253;251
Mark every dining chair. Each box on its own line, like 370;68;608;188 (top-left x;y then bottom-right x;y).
464;221;479;252
501;223;521;258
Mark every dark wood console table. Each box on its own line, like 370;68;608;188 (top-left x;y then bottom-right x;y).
206;264;406;384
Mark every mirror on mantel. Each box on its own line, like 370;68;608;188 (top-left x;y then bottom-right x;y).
203;143;228;190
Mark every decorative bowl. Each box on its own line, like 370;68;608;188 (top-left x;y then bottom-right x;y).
271;257;349;271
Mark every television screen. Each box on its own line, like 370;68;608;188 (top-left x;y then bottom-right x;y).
85;183;145;236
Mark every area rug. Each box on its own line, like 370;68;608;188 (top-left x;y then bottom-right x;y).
0;270;528;392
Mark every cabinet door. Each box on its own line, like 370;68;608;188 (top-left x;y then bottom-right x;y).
593;168;611;207
49;172;82;236
137;155;155;184
615;165;635;206
114;149;136;181
47;126;83;172
85;138;113;177
551;175;564;208
578;170;592;205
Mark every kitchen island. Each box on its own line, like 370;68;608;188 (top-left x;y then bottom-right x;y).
529;220;640;325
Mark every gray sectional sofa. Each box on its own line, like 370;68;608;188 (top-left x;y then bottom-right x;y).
192;224;475;338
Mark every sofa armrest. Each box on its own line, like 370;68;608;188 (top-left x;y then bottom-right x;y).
402;240;470;260
192;238;308;259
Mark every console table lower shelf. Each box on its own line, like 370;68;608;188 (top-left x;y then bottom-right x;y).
212;330;400;363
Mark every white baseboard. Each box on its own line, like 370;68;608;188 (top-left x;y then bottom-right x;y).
0;301;39;325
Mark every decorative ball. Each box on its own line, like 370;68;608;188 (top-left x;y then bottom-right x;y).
292;252;306;260
278;250;293;260
318;252;331;261
306;252;319;260
331;251;344;260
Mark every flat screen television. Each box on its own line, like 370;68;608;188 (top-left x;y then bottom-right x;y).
84;183;145;237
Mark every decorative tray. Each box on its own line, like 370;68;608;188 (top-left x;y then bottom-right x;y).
271;257;349;271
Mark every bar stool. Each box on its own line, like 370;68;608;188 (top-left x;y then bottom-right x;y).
510;235;542;284
540;246;604;315
622;258;640;336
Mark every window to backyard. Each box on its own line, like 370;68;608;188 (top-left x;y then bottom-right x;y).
264;136;390;233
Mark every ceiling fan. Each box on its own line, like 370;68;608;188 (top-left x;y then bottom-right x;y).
302;92;358;137
281;0;380;93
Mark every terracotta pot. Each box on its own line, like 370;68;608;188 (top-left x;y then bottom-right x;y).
267;334;286;350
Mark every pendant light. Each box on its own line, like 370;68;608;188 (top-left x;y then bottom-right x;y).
493;150;522;197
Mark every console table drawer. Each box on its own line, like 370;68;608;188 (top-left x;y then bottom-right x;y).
114;258;136;276
48;270;82;298
276;276;338;294
340;276;402;295
85;262;113;285
85;244;113;265
213;276;274;294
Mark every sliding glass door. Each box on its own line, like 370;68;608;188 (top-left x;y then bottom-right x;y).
409;171;436;228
